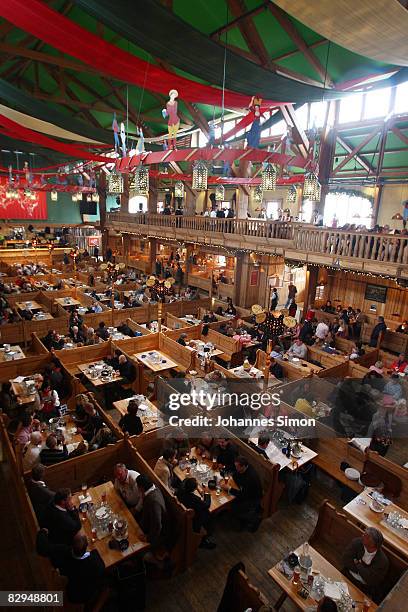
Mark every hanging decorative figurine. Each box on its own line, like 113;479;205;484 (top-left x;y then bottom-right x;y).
135;127;145;154
246;95;264;149
120;122;127;157
162;89;180;150
112;112;120;153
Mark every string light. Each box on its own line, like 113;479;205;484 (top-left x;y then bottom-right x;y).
215;184;225;201
253;185;263;203
108;172;124;194
192;160;208;190
261;163;277;191
286;184;297;203
174;181;184;199
303;171;320;200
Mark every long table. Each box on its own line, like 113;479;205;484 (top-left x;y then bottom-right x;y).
73;481;149;568
77;362;124;387
112;397;160;433
0;345;25;362
248;438;317;472
268;544;377;611
343;489;408;559
133;350;179;373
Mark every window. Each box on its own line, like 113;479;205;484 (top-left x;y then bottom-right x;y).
394;82;408;114
339;93;363;124
129;195;147;213
323;192;373;227
265;200;280;219
295;104;308;131
309;101;327;128
364;87;391;119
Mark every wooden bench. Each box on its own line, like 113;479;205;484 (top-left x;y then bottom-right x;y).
310;500;408;603
217;563;270;611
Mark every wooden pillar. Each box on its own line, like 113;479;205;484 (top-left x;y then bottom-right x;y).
98;172;107;231
149;238;157;274
185;243;193;285
148;177;158;214
372;184;383;227
234;252;251;307
236;187;249;219
303;265;319;317
184;187;196;216
120;175;129;213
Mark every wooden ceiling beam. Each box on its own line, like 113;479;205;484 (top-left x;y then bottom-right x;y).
211;2;269;37
280;103;309;158
227;0;270;67
268;3;333;87
272;39;327;62
333;130;380;174
391;126;408;147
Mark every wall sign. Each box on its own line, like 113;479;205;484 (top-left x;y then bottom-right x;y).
250;269;259;286
364;283;388;303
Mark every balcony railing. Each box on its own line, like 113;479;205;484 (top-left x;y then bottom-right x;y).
107;212;408;267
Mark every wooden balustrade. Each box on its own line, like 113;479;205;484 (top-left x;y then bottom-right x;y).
107;213;408;268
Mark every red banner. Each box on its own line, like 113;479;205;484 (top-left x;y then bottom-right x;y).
0;179;47;219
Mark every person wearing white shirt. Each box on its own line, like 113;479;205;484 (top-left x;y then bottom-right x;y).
288;339;307;360
315;320;329;341
113;463;141;512
343;528;389;600
23;431;43;471
210;209;217;218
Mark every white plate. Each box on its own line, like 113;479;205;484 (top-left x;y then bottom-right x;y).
95;506;109;519
292;357;300;362
345;467;360;481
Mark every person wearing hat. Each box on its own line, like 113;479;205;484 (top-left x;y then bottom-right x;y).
342;527;389;601
162;89;180;150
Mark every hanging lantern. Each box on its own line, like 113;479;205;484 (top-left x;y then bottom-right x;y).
286;184;297;203
86;193;92;202
303;171;320;201
192;160;208;190
261;163;277;191
72;193;78;202
174;181;184;199
253;185;263;203
50;190;58;201
92;192;99;202
108;172;123;194
134;165;149;196
129;172;137;192
215;184;225;201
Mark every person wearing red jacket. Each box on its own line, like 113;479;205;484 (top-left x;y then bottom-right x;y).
390;353;408;373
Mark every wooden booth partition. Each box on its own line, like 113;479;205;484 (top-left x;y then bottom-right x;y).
180;297;210;316
158;334;196;373
362;324;408;354
206;329;240;363
255;350;315;382
0;319;24;344
124;318;151;336
164;312;190;330
0;353;52;385
30;332;52;355
55;340;114;376
316;360;369;379
164;324;202;342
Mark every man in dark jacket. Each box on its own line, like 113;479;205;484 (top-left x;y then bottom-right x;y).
248;434;270;459
369;316;387;347
221;456;263;531
118;355;136;383
42;488;81;546
137;474;171;570
177;477;215;549
37;530;105;605
27;464;55;523
342;527;389;602
214;438;237;470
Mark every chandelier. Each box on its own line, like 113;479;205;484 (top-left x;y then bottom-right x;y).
286;184;297;203
133;165;149;196
108;172;124;194
261;163;277;191
303;171;320;201
253;185;263;203
192;160;208;190
174;181;184;199
215;184;225;201
50;190;58;201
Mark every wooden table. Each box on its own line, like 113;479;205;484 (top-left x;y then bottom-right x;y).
113;397;160;433
73;481;149;569
10;376;38;405
180;316;202;326
77;362;124;387
174;447;236;514
268;544;377;611
16;300;43;312
40;414;84;450
308;345;347;368
54;297;82;308
186;340;224;358
32;312;54;321
248;438;317;471
230;366;263;379
343;489;408;559
278;356;323;376
134;350;179;372
0;345;25;362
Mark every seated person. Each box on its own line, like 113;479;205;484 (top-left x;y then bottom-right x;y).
89;426;116;450
117;322;135;337
321;300;335;314
118;354;136;383
19;306;33;320
27;464;55;521
122;296;132;309
176;477;215;549
349;340;365;360
177;333;188;346
269;357;284;379
96;321;110;341
202;310;217;324
114;463;142;512
15;413;40;446
38;380;60;420
76;402;104;442
390;353;408;373
70;325;85;344
196;432;215;458
164;428;190;459
249;433;270;459
118;399;143;436
315;319;329;343
214;437;237;471
154;447;177;489
107;348;123;370
42;488;81;546
342;527;389;601
221;456;262;531
270;345;283;358
23;431;43;471
36;531;105;606
288;339;307;360
384;373;403;401
225;298;236;316
92;300;103;313
136;474;169;567
84;327;99;345
396;320;408;334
